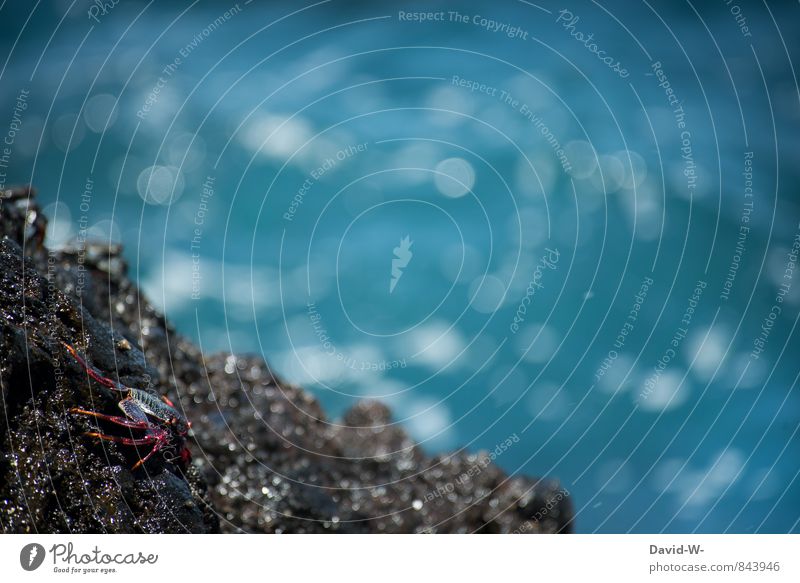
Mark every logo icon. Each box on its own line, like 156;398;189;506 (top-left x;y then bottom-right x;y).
20;543;46;571
390;236;413;294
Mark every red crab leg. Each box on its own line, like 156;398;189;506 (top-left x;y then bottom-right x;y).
84;431;166;471
83;432;158;446
62;342;128;392
117;397;169;469
131;440;166;470
69;407;149;430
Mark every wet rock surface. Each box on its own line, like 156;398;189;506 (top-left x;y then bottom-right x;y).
0;186;573;533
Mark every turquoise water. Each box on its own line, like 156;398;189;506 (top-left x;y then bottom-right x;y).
1;0;799;532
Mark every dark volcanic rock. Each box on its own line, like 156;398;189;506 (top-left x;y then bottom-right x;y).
0;186;573;533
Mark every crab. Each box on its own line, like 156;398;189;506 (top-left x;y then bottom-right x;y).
63;342;192;470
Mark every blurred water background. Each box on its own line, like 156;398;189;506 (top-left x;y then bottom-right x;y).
1;0;799;532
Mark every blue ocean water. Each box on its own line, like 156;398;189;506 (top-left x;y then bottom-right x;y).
1;0;799;532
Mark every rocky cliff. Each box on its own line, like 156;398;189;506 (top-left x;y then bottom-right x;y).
0;186;572;533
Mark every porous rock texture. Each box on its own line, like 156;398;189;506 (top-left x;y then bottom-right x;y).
0;186;573;533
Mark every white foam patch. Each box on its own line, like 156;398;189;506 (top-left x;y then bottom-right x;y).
590;154;626;194
141;252;278;315
670;160;708;200
389;142;441;185
508;73;553;106
406;321;466;370
596;352;636;394
240;114;314;161
434;157;475;198
136;165;185;205
467;275;507;314
223;264;279;311
403;398;454;450
620;182;662;242
678;449;745;508
345;343;385;371
618;149;648;189
276;341;389;390
686;326;729;382
650;458;685;493
87;219;121;244
638;370;689;412
424;86;474;126
166;131;207;171
725;352;767;390
140;251;195;312
277;345;346;386
83;93;118;133
42;202;73;249
280;264;322;310
746;467;782;502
